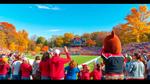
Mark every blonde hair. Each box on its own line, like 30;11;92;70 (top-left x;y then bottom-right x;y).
69;60;77;68
2;57;8;64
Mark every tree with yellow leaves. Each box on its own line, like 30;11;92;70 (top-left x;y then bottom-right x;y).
55;36;64;47
0;31;7;48
0;22;18;48
9;42;17;51
86;39;96;47
122;5;150;43
63;33;74;46
17;30;29;52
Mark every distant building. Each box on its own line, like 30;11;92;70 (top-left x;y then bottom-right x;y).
71;37;86;47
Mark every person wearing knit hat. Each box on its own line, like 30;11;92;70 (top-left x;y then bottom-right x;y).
100;31;124;80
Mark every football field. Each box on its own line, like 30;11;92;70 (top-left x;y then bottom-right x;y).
27;54;103;71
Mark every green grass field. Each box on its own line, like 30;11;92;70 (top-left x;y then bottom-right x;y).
62;55;98;66
26;54;103;71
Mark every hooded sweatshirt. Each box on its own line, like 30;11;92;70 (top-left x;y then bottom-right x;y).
39;60;50;77
20;63;32;78
0;64;10;75
90;69;102;80
49;52;71;80
80;70;90;80
0;58;10;75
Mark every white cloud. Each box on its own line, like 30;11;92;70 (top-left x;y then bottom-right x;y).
35;4;60;10
48;29;61;32
49;6;60;10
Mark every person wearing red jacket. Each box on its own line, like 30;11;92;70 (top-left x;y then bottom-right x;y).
79;64;90;80
39;52;50;80
20;57;32;80
0;58;10;80
90;63;102;80
49;46;71;80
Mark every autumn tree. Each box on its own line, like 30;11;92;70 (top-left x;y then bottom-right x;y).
81;32;108;47
0;31;7;48
43;40;48;46
96;32;109;46
34;46;41;53
9;42;17;51
36;36;46;45
17;30;29;52
81;33;91;40
28;35;37;51
55;36;64;47
120;5;150;43
41;46;49;52
0;22;18;48
86;39;96;47
28;39;36;51
48;35;57;48
63;33;74;46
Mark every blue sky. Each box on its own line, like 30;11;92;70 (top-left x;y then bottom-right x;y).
0;4;148;39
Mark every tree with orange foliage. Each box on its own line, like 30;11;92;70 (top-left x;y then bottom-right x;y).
34;46;41;53
9;42;17;51
114;5;150;44
17;30;29;52
86;39;96;47
81;33;91;40
41;46;49;52
0;22;18;48
55;36;64;47
63;33;74;46
124;5;150;43
0;31;7;48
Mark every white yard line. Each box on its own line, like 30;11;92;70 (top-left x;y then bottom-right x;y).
77;56;100;69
